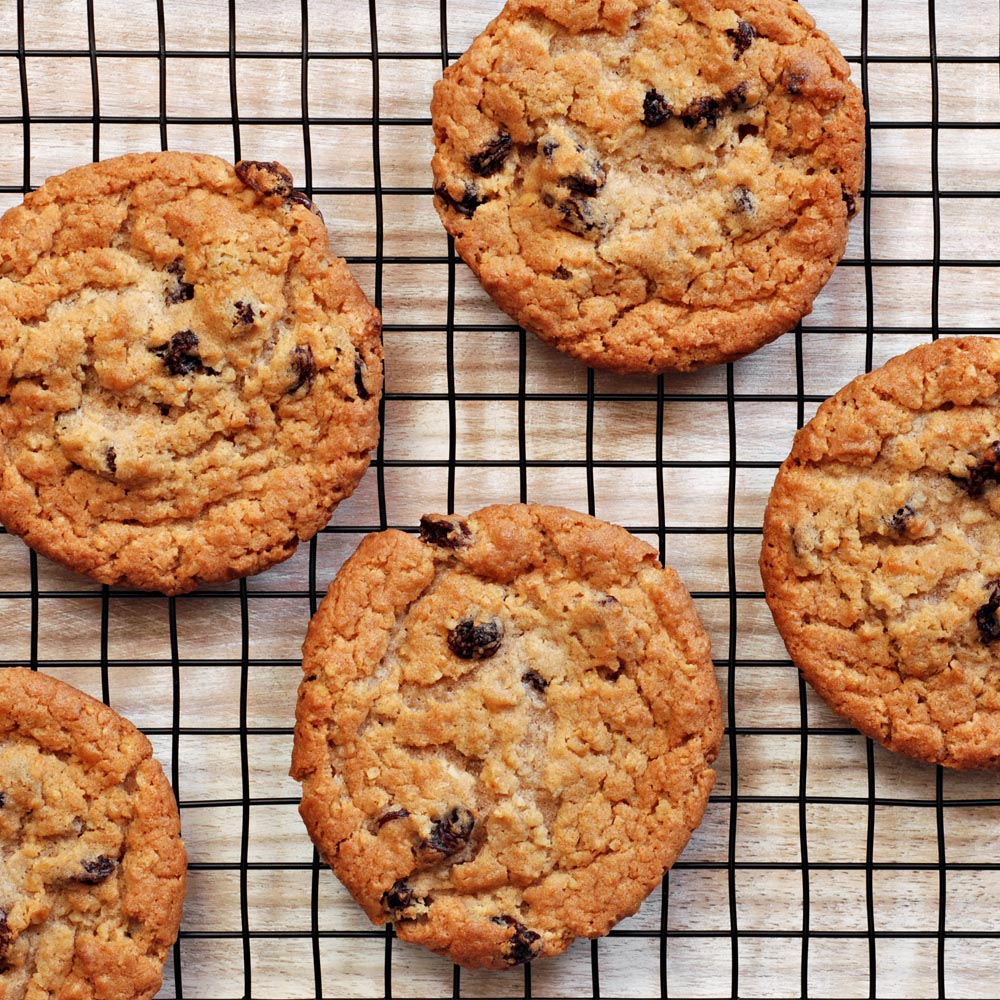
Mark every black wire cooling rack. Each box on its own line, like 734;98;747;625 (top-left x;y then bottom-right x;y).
1;1;999;997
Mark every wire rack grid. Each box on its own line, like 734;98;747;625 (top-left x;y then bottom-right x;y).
0;0;998;997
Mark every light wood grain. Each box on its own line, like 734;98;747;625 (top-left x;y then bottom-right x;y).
0;0;998;997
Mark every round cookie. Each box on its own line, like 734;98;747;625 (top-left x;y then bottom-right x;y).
292;503;722;969
431;0;865;374
0;667;186;998
0;151;382;594
761;336;1000;771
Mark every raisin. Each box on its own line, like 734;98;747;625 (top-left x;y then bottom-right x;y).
289;344;316;394
377;807;410;828
787;71;809;95
233;301;255;327
955;442;1000;498
565;165;606;198
726;81;750;109
469;131;512;177
492;915;542;965
105;446;117;475
419;514;471;549
0;791;5;808
887;504;915;533
734;186;756;213
738;123;760;141
151;330;216;377
435;182;485;218
727;20;756;57
381;879;428;920
79;856;117;884
422;806;475;857
553;266;572;280
541;137;559;159
0;907;9;970
680;96;724;129
642;89;673;127
976;583;1000;643
286;188;324;221
448;618;503;659
165;259;194;305
558;197;605;236
842;187;858;218
522;670;548;694
354;355;370;400
235;159;294;197
568;145;606;194
158;403;171;416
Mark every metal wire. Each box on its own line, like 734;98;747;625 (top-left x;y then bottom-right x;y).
1;1;999;997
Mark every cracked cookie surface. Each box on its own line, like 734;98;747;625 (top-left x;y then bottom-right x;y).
292;503;721;969
0;667;186;999
431;0;864;373
761;337;1000;770
0;151;382;594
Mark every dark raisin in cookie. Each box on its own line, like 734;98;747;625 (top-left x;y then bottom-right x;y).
293;503;721;968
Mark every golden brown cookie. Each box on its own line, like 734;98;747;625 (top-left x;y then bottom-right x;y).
0;151;382;594
0;667;186;998
292;503;722;969
761;336;1000;770
431;0;865;373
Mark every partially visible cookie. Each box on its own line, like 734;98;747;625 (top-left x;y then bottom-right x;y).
292;503;721;969
761;337;1000;770
0;667;186;998
0;151;382;594
431;0;864;373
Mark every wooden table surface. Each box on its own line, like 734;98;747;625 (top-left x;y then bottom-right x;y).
0;1;998;997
